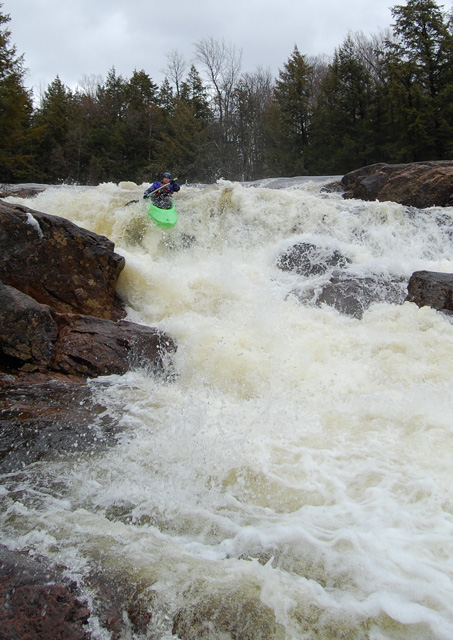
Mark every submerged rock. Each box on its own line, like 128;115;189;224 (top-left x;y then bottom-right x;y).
172;589;286;640
0;183;49;198
292;274;407;319
277;241;453;319
276;242;351;277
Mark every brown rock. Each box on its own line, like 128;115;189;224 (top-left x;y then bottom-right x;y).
0;285;177;379
0;546;90;640
0;183;48;198
0;379;121;473
0;198;178;382
52;313;177;378
341;161;453;208
0;199;126;320
0;281;57;364
0;584;91;640
405;270;453;314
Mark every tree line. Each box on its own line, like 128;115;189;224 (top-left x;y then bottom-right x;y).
1;0;452;185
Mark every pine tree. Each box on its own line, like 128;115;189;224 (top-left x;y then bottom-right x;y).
309;34;379;173
122;70;160;181
384;0;453;159
152;98;211;182
85;68;130;182
268;47;312;176
32;76;76;182
180;65;211;122
0;4;34;182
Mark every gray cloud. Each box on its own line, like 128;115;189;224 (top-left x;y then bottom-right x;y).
6;0;394;95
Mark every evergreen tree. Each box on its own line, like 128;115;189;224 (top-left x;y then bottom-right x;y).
267;47;312;176
180;65;211;121
159;77;175;113
89;68;129;181
0;4;34;182
148;67;212;182
122;69;160;181
152;98;211;182
97;67;127;123
309;34;379;173
384;0;453;159
32;76;76;182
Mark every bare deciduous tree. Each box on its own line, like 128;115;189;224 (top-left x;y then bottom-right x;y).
194;37;242;124
166;49;187;98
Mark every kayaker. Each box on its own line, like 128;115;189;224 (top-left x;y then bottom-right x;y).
143;172;180;208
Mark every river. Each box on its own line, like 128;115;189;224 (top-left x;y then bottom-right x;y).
2;177;453;639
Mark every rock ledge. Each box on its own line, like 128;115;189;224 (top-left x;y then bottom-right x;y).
341;161;453;208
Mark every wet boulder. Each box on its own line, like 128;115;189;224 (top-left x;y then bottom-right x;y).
341;161;453;208
0;183;49;198
405;270;453;314
0;379;122;473
0;284;177;378
52;313;176;378
0;199;126;321
0;281;58;364
0;198;178;382
0;546;91;640
276;242;351;276
276;242;409;318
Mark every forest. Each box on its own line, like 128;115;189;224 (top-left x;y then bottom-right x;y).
0;0;452;185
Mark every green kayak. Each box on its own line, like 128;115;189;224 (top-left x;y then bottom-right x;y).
145;197;178;228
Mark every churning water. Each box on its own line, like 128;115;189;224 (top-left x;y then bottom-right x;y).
2;178;453;639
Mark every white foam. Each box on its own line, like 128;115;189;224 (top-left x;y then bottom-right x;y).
2;180;453;638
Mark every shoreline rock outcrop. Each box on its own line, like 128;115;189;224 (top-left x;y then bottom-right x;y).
0;199;176;381
0;200;125;321
0;183;50;199
341;160;453;208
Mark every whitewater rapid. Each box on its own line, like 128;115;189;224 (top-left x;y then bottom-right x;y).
2;178;453;639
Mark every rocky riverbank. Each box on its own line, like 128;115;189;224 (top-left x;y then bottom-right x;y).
0;197;180;638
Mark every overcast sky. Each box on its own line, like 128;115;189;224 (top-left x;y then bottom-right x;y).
5;0;398;97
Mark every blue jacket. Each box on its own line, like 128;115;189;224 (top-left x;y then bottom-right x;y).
144;181;180;197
